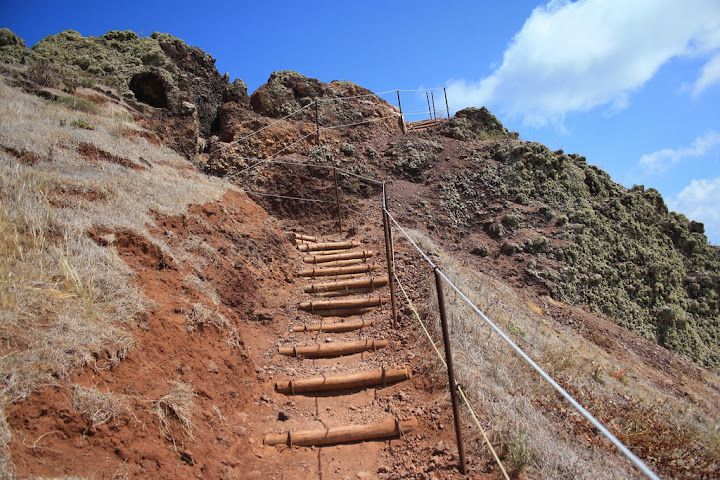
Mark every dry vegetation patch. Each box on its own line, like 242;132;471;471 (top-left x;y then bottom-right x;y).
0;76;233;477
394;229;720;479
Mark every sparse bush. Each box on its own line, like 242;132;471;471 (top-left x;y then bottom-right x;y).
470;245;491;257
501;213;523;230
70;118;94;130
340;142;355;156
501;242;523;255
524;236;549;254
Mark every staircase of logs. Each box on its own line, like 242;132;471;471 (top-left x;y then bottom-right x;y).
263;232;416;448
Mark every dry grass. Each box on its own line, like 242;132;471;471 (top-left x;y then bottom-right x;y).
0;75;234;476
72;384;131;428
154;380;197;446
182;302;229;332
394;229;720;479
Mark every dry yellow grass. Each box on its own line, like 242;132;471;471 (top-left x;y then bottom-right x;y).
394;229;720;479
0;74;237;477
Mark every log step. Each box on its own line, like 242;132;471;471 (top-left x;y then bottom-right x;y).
303;250;374;264
264;416;417;447
301;264;379;278
308;307;375;317
287;232;318;245
276;367;410;394
305;276;388;293
300;297;390;312
301;258;364;268
292;319;374;333
278;339;389;357
309;289;369;298
298;241;361;252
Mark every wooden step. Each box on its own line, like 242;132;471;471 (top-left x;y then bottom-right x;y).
275;367;410;394
292;319;374;333
298;241;361;252
303;250;374;264
305;276;388;293
264;417;418;447
300;258;365;268
301;264;379;278
299;297;390;312
287;232;318;245
278;339;389;357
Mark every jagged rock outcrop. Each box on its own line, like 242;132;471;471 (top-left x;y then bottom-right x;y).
1;29;253;157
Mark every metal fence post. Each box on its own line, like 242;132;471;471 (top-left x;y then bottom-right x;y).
382;208;398;329
444;87;450;120
315;102;320;145
334;167;342;233
431;91;437;121
426;92;432;120
434;268;467;474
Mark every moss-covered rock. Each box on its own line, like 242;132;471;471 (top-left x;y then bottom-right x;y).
0;27;29;63
445;107;518;141
18;29;239;137
419;131;720;368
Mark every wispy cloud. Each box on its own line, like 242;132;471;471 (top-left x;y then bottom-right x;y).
668;177;720;244
639;131;720;174
447;0;720;127
692;53;720;97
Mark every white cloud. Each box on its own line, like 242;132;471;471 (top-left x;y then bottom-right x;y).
639;131;720;174
668;177;720;244
692;53;720;97
447;0;720;127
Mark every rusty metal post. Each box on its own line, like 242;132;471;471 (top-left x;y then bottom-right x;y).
333;167;342;233
434;268;467;475
382;208;398;329
444;87;450;120
426;92;432;120
396;90;403;116
431;91;438;121
315;102;320;145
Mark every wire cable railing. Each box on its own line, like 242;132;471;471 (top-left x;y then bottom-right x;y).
383;206;661;480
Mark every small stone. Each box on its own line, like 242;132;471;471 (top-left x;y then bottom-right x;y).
434;440;449;453
260;394;272;403
207;362;219;374
247;438;255;445
278;411;290;421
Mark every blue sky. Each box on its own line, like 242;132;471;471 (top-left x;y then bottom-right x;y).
3;0;720;243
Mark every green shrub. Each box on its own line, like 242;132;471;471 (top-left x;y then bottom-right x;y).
55;95;98;114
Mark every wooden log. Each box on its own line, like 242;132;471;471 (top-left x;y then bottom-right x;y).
301;264;379;278
287;233;318;245
305;276;388;293
275;367;411;393
302;249;353;255
303;250;374;264
299;297;390;311
310;288;374;298
297;241;361;252
292;319;374;333
300;258;364;268
309;307;374;317
264;417;418;446
278;339;390;357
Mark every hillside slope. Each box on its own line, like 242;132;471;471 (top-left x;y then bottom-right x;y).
1;28;720;479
